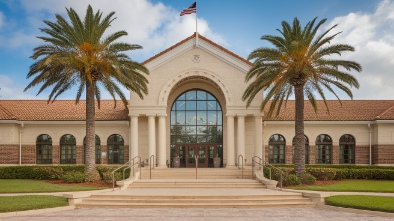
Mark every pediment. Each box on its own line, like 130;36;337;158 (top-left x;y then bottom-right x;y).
143;33;252;72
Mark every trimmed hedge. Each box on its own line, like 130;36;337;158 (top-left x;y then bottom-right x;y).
0;166;85;180
261;165;394;184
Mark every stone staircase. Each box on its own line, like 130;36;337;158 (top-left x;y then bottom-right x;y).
139;167;253;179
72;167;316;208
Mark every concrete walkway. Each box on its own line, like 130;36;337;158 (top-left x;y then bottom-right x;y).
1;187;394;220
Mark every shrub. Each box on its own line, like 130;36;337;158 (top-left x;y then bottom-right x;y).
283;174;301;186
61;171;85;183
0;166;85;180
33;167;64;180
300;173;316;185
307;168;336;180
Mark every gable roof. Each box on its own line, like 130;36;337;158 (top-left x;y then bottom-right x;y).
142;32;253;67
264;100;394;121
0;100;129;121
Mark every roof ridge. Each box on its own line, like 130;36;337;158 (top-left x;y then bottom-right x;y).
142;32;253;66
376;103;394;119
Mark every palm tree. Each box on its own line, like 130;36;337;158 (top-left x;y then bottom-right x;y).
25;5;149;181
242;17;361;178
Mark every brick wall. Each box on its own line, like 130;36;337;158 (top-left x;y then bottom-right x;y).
0;145;19;164
285;145;293;164
373;145;394;164
22;145;36;164
332;145;339;164
309;145;316;164
355;145;370;164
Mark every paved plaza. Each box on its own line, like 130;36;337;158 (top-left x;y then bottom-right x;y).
2;207;394;221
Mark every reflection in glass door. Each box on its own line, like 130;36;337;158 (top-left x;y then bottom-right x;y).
170;89;223;168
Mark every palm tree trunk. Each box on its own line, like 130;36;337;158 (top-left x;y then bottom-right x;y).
85;81;97;181
294;84;305;178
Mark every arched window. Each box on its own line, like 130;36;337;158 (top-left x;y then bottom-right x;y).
316;134;332;164
339;134;355;164
269;134;286;164
170;89;223;168
292;135;309;164
60;134;76;164
36;134;52;164
108;134;124;164
84;135;101;164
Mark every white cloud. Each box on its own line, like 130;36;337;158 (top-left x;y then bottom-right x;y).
18;0;226;61
323;0;394;99
0;75;43;99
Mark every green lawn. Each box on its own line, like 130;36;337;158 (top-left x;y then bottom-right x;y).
291;180;394;192
325;195;394;213
0;195;68;213
0;179;104;193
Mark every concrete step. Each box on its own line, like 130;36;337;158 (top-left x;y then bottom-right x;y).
76;192;315;208
75;179;316;208
129;179;264;188
139;168;253;179
77;202;316;208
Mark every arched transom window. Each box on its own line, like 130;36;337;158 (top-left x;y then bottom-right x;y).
269;134;286;164
108;134;124;164
60;134;76;164
36;134;52;164
316;134;332;164
339;134;355;164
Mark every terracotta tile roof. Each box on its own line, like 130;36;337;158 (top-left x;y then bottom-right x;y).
142;32;253;66
0;100;129;121
264;100;394;121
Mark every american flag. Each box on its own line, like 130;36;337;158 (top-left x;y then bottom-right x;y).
180;2;196;16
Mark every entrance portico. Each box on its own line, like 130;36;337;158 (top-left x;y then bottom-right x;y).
127;33;262;169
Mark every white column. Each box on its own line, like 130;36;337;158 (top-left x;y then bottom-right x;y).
226;114;235;167
157;114;167;167
255;116;263;160
237;114;246;165
130;114;139;159
147;114;156;166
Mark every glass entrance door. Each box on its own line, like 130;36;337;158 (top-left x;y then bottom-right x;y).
174;144;222;168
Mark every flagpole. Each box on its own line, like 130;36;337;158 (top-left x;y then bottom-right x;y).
195;0;198;47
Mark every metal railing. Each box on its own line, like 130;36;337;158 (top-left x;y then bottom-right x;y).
195;155;199;179
149;155;155;179
252;156;283;190
237;154;244;179
111;156;141;191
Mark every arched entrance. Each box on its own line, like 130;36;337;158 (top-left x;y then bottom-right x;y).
170;89;223;168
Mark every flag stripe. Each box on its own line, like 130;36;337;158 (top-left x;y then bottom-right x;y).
180;2;196;16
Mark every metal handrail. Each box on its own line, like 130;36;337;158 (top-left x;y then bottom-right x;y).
112;156;141;191
237;154;244;179
252;156;283;190
195;155;199;179
149;155;155;179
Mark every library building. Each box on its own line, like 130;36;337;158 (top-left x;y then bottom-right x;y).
1;33;394;167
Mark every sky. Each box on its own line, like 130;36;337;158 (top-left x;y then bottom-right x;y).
0;0;393;101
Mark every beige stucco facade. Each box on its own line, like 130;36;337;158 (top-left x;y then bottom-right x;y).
1;34;394;166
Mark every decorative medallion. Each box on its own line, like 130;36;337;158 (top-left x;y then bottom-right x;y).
192;54;200;63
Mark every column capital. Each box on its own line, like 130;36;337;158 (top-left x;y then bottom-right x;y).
157;113;167;117
236;114;247;117
146;114;156;117
129;114;140;117
226;114;235;117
